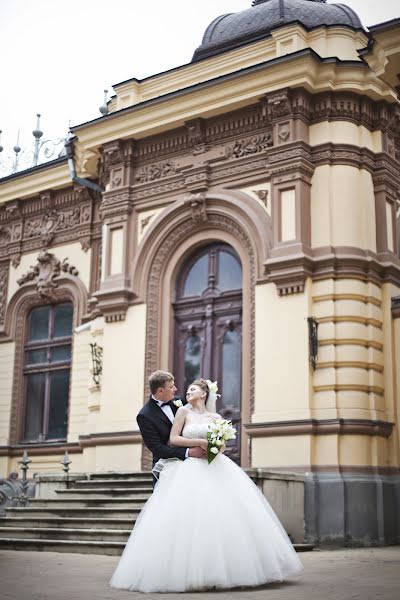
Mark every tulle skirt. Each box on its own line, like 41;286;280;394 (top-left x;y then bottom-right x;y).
110;454;303;592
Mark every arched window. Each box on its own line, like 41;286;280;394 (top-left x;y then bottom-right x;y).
22;302;73;442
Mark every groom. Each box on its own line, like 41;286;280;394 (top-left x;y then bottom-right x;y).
137;370;206;472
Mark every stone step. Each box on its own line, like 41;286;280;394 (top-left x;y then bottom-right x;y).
0;536;311;556
87;471;152;481
0;516;136;529
0;527;131;542
55;487;152;497
5;507;142;519
71;479;153;489
27;497;148;508
0;538;125;555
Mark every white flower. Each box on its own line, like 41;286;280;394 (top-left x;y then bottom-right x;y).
173;399;183;408
210;447;219;454
206;380;219;395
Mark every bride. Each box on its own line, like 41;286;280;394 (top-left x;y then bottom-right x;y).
110;378;303;593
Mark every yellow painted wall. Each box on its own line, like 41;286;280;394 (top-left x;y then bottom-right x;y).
253;281;311;423
311;166;376;251
309;121;382;153
99;304;147;433
0;341;15;446
67;327;91;444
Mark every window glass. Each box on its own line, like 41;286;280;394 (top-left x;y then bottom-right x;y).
184;335;201;391
24;373;45;441
54;304;73;338
51;346;71;362
26;349;48;365
29;307;50;341
221;330;241;407
183;254;208;297
218;251;242;291
47;370;69;440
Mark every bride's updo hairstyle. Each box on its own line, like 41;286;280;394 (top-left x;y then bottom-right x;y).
191;378;210;401
191;378;218;412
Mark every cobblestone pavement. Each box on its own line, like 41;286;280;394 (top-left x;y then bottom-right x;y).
0;547;399;600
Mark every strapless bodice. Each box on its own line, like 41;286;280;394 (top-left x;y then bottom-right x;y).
182;423;209;439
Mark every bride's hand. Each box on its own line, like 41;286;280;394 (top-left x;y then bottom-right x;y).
198;439;208;451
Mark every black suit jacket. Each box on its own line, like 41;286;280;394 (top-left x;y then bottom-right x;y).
137;396;187;465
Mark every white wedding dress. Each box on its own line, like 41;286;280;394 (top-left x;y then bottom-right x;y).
110;424;303;593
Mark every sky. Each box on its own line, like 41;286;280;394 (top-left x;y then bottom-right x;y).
0;0;399;160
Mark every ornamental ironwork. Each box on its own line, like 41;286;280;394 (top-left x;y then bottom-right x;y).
0;114;66;179
0;451;36;516
90;342;103;388
307;317;319;370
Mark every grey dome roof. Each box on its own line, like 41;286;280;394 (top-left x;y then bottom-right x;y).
192;0;363;62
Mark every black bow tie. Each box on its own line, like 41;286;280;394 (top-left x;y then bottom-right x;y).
157;400;172;409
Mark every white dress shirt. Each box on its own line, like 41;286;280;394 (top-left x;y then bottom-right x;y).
153;397;175;423
152;396;189;458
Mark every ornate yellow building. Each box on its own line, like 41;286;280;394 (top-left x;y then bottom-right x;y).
0;0;399;546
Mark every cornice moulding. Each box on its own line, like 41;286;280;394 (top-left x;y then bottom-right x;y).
0;163;71;204
73;52;397;169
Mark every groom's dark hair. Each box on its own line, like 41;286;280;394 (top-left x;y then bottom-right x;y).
149;370;174;394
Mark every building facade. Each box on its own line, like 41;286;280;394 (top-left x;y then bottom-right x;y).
0;0;400;545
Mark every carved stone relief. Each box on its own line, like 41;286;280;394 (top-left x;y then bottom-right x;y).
0;262;9;325
183;193;208;224
17;250;79;299
227;133;273;158
136;160;176;183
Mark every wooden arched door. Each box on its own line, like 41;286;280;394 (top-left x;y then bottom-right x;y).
173;243;242;463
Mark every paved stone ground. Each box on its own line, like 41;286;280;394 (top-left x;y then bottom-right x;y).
0;547;399;600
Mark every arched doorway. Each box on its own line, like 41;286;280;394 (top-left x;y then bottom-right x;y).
173;243;242;463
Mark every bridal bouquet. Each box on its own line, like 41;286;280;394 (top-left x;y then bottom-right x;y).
206;418;237;464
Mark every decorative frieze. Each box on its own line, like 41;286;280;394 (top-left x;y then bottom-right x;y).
136;160;176;183
0;185;99;262
227;133;273;158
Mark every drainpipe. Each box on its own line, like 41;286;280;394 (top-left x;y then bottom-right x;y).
65;133;104;193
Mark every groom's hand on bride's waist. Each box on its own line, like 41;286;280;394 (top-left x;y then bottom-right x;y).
188;447;207;459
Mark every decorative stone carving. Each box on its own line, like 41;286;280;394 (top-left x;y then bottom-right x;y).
24;207;81;246
185;118;208;154
11;254;21;268
267;91;291;119
0;226;11;246
227;134;273;158
253;189;269;207
0;262;9;325
17;250;79;298
136;160;176;183
0;471;36;516
141;214;155;233
99;139;136;188
184;193;208;224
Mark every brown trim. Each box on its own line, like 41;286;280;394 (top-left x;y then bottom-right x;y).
0;442;82;457
4;280;87;444
244;419;394;438
262;465;400;476
0;431;143;456
78;430;142;447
